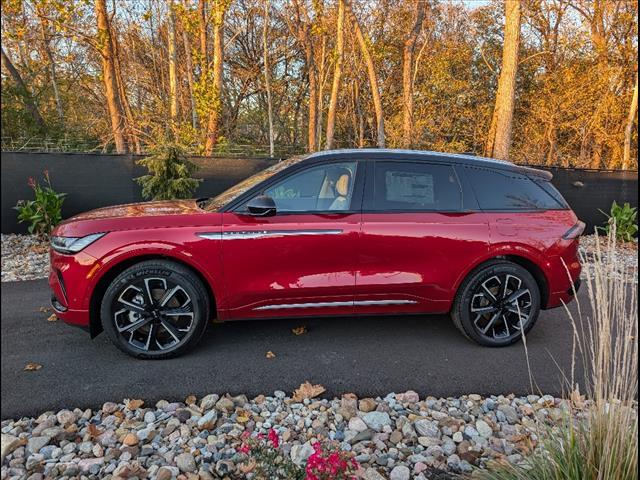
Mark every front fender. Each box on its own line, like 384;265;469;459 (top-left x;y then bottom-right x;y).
81;229;223;311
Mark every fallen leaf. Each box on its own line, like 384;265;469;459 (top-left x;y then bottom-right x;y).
87;423;103;439
570;388;586;410
185;395;196;405
291;326;307;336
24;362;42;371
292;381;326;402
239;458;256;474
125;398;144;410
47;313;57;322
30;244;48;254
38;306;52;313
265;351;276;359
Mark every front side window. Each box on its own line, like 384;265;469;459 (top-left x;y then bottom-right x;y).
373;162;461;211
200;155;309;211
465;167;566;210
258;162;358;213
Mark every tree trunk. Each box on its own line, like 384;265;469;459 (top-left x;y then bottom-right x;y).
95;0;128;153
346;0;385;148
544;116;558;166
182;30;198;129
402;0;426;148
263;0;275;156
588;0;608;169
304;38;318;152
622;72;638;170
485;0;520;160
199;0;208;77
37;11;64;124
113;29;141;153
1;47;46;132
325;0;344;150
316;36;327;149
168;1;179;123
354;82;364;147
204;0;229;155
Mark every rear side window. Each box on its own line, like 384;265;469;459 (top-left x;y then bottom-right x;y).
373;162;461;211
465;167;566;210
534;179;569;208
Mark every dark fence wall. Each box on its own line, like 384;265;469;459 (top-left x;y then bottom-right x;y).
1;152;276;234
1;151;637;234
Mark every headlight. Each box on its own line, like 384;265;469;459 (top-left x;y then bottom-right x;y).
51;233;106;254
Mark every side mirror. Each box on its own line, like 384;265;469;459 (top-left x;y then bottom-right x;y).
246;195;277;217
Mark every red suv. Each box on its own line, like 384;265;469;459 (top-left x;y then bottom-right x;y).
49;150;583;358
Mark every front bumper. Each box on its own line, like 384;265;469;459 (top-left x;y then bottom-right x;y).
48;249;96;329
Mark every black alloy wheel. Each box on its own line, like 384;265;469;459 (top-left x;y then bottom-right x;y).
451;260;541;347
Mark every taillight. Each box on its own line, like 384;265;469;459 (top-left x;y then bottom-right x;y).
562;221;586;240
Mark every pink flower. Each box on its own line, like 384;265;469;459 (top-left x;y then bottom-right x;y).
267;428;279;448
238;443;250;454
28;177;36;188
241;430;250;440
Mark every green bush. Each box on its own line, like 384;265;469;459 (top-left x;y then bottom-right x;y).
135;143;202;200
599;201;638;242
14;171;66;238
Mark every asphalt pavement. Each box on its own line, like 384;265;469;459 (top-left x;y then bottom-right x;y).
1;279;589;419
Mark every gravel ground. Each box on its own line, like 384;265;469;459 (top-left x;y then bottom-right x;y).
1;235;49;283
1;391;580;480
2;233;637;284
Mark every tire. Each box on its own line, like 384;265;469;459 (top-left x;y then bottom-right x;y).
451;260;541;347
101;260;210;359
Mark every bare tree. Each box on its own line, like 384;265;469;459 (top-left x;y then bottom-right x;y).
402;0;426;148
95;0;128;153
485;0;521;160
204;0;231;155
182;27;198;129
36;7;64;124
1;46;46;131
345;0;385;148
287;0;319;152
168;0;179;123
263;0;275;156
325;0;345;150
623;71;638;170
199;0;208;77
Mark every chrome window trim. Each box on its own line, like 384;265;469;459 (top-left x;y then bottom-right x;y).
197;229;343;240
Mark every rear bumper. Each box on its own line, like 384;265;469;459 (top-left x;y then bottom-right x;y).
544;249;582;309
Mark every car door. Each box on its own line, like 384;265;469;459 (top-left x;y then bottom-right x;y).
356;159;490;314
218;160;363;320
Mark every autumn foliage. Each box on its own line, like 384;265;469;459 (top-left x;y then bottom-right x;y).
1;0;637;169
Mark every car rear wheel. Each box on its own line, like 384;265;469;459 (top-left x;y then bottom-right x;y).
451;260;541;347
101;260;209;359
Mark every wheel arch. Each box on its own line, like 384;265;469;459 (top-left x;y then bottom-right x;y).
88;254;218;338
453;254;550;309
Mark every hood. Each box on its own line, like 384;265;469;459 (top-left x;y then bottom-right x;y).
67;200;202;221
54;199;214;237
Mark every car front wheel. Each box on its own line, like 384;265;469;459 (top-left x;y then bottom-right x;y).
101;260;210;359
451;260;541;347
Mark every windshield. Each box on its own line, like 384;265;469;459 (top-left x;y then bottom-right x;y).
199;154;309;211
